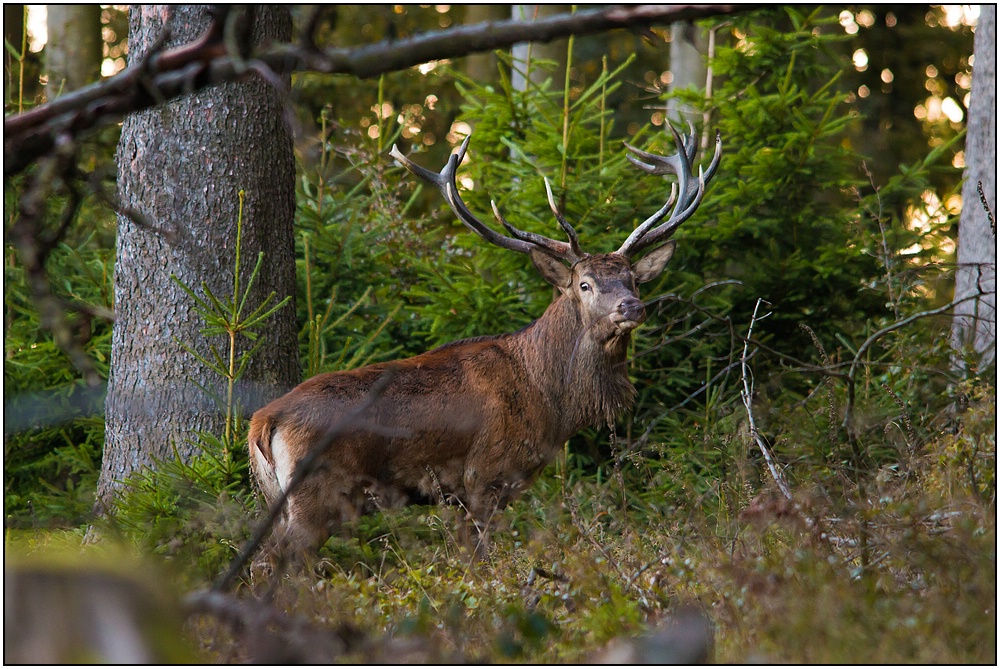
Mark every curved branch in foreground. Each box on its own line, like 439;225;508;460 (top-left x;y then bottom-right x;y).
4;4;757;177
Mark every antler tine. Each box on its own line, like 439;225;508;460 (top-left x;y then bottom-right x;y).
625;120;698;168
682;120;699;165
626;167;708;255
616;123;722;258
624;122;696;202
543;178;585;259
615;182;679;256
490;200;578;260
392;136;531;255
391;135;581;261
702;129;723;184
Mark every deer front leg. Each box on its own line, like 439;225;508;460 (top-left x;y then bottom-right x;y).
463;475;518;559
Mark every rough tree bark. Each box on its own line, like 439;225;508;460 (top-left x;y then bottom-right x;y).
45;5;103;98
950;5;996;373
97;5;299;508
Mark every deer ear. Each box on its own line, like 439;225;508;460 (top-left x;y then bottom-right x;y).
529;248;572;289
633;241;676;284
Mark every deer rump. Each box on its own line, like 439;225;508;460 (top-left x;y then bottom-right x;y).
249;333;564;548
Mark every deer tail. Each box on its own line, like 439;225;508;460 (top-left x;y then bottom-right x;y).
248;412;282;506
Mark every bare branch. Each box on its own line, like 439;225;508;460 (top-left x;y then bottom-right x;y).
83;167;178;242
740;298;793;500
5;4;757;177
299;6;328;53
841;291;989;442
183;589;355;663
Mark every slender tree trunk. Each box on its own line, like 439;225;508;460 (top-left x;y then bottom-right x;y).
97;5;299;508
511;5;571;91
4;4;25;88
462;5;510;84
45;5;103;98
666;21;709;124
951;5;996;373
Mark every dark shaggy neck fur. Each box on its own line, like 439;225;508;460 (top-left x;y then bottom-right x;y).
513;294;637;439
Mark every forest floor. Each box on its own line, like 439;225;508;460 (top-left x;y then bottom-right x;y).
7;439;995;665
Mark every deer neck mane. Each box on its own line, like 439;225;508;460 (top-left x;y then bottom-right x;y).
513;293;637;436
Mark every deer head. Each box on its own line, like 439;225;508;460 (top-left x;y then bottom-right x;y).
390;122;722;346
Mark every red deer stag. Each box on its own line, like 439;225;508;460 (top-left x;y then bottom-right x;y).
249;123;721;554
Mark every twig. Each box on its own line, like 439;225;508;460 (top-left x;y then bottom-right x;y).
631;354;747;451
841;291;988;444
799;323;839;448
739;298;792;500
527;566;569;585
645;289;822;372
84;167;177;242
183;588;355;663
857;161;899;318
299;6;328;52
879;381;916;469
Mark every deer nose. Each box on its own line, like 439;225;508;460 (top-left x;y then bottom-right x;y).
618;296;645;323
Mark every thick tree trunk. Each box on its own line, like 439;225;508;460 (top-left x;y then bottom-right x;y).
45;5;103;97
97;5;299;508
950;6;996;373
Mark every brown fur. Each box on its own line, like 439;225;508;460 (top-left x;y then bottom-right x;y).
249;250;675;551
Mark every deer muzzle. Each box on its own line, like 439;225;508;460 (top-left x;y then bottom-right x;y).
612;295;646;332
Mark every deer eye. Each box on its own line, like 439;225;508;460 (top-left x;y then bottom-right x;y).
579;281;591;292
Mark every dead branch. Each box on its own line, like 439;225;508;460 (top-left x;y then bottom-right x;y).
183;588;357;663
5;4;758;177
739;298;793;499
841;290;991;446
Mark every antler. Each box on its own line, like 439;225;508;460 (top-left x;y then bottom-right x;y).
390;136;585;263
616;122;722;258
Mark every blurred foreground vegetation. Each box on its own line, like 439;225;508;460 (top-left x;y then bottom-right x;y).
5;6;994;663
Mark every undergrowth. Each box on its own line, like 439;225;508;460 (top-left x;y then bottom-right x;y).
184;394;994;663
